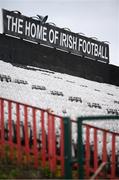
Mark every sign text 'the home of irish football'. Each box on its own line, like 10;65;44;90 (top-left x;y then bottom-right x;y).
2;9;109;63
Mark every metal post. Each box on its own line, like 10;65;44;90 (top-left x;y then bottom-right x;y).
63;117;72;179
41;110;46;167
48;113;56;173
77;118;84;179
111;134;116;178
32;108;38;168
8;101;13;160
16;103;21;163
60;117;65;176
85;125;90;177
24;105;30;163
94;129;98;171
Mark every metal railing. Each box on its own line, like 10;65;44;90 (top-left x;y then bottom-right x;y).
0;97;64;176
0;97;119;179
64;116;119;179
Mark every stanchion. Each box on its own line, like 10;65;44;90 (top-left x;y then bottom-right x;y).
77;118;84;179
63;117;72;179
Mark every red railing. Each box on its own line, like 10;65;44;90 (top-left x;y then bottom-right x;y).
83;123;119;179
0;97;119;179
70;119;119;179
0;97;64;176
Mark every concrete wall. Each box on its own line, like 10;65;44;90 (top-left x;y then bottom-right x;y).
0;34;119;86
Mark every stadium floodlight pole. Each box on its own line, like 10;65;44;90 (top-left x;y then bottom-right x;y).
11;10;21;15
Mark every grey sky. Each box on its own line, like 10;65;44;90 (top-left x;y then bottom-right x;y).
0;0;119;66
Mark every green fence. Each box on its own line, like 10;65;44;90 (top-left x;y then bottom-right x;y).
63;115;119;179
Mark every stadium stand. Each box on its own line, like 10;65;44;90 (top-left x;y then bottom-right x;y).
0;59;119;119
0;59;119;163
0;60;119;178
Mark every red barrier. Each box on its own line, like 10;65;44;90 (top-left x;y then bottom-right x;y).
111;134;116;178
94;128;98;171
0;97;64;176
48;113;56;172
60;117;64;176
1;96;118;179
16;103;21;163
69;119;119;179
83;123;119;179
8;101;13;159
85;125;90;178
41;110;46;167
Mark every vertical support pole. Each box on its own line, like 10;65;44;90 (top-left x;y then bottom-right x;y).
41;110;46;167
48;113;56;173
32;108;38;168
111;134;116;178
16;103;21;163
63;117;72;179
60;117;64;176
24;105;30;163
102;131;107;163
77;118;84;179
8;101;13;160
85;125;90;177
48;113;51;170
52;115;56;172
94;129;98;171
102;131;107;178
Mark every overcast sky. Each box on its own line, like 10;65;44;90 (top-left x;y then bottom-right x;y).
0;0;119;66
